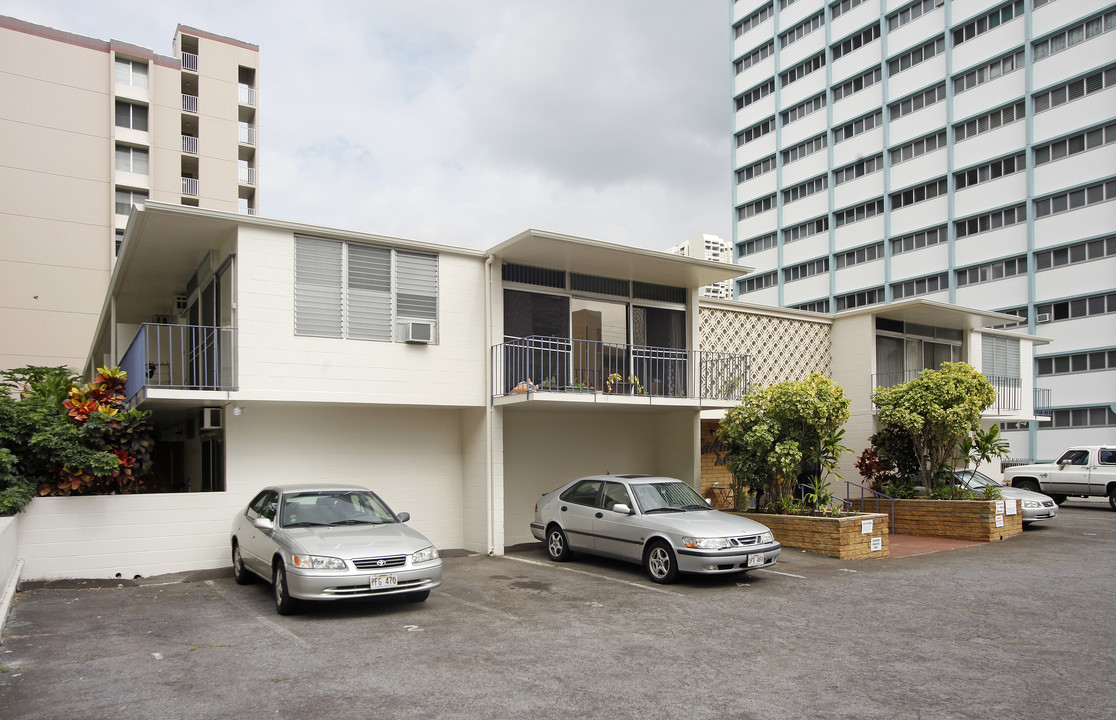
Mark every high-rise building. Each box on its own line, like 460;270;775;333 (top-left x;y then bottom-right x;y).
0;16;259;373
730;0;1116;461
669;234;735;298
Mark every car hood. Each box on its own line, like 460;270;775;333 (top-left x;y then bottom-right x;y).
281;523;434;558
643;509;772;537
999;486;1054;503
1005;463;1058;475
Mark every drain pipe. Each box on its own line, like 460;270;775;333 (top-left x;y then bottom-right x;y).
484;254;495;556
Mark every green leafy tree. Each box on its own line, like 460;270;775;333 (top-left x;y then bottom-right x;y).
871;362;997;494
716;373;851;512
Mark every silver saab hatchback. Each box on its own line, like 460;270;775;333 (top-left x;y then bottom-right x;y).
231;484;442;614
531;474;781;584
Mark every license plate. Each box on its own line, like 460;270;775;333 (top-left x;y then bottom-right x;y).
371;574;398;588
747;554;764;568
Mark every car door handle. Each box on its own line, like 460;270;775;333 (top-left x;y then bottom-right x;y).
595;512;603;518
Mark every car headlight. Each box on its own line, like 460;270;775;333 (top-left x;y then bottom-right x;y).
758;531;774;545
1021;500;1041;509
682;537;732;550
412;546;439;564
291;554;347;570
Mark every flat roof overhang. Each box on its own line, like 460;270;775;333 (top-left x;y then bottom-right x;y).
487;229;751;290
836;298;1048;339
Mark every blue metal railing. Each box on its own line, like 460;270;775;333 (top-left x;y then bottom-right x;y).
491;335;749;402
120;323;237;403
844;481;896;532
1033;387;1052;416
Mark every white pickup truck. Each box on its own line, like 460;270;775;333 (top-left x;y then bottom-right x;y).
1003;446;1116;510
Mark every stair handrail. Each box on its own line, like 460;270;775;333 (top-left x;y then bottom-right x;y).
844;481;896;533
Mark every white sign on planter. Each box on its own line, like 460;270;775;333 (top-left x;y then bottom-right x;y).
861;519;873;534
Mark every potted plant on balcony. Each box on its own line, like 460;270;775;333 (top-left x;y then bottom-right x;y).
605;373;644;395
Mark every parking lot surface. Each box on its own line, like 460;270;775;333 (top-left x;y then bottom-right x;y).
2;501;1114;720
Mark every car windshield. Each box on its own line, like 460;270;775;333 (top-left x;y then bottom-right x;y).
631;482;711;513
279;491;397;528
955;470;1004;489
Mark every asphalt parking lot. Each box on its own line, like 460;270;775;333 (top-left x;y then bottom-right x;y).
2;500;1113;720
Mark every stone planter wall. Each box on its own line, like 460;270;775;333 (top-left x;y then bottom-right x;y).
848;498;1022;542
736;511;890;559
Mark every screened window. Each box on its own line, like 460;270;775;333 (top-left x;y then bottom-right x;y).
115;145;149;174
115;100;148;131
294;236;438;342
114;58;148;89
114;188;147;216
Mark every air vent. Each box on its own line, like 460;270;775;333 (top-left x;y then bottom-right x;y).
405;321;435;344
200;407;222;430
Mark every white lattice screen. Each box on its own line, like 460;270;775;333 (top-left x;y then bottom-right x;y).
699;306;832;388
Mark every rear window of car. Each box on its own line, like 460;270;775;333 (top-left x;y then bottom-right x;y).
1100;450;1116;465
561;480;603;506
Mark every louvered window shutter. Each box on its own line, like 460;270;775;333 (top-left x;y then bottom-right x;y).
347;244;392;340
396;251;437;320
294;237;343;338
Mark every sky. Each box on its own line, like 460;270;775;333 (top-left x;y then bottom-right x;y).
3;0;733;252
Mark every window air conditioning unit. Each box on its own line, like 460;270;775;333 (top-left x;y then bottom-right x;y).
404;320;435;344
200;407;223;430
1035;313;1051;324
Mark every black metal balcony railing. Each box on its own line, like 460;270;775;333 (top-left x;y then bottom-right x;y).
872;369;1022;412
491;336;749;402
120;323;237;403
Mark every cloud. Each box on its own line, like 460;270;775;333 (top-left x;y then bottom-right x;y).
7;0;733;251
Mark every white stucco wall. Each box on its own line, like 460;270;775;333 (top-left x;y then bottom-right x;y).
500;408;700;548
232;225;488;407
15;403;480;580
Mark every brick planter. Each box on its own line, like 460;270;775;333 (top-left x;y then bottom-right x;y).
848;498;1022;542
734;511;890;559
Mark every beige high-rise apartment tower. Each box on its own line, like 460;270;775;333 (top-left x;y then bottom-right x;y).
0;16;259;373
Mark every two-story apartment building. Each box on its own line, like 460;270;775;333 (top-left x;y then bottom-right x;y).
5;201;1052;581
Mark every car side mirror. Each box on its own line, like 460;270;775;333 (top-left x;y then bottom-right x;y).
396;511;411;523
253;517;274;531
611;503;632;515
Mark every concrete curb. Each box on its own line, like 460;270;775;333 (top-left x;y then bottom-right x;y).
0;557;23;644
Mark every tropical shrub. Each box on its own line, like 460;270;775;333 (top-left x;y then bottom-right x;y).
871;362;996;494
0;365;155;508
716;373;851;513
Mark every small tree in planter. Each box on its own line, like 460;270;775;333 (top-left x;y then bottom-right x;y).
871;362;997;496
716;373;851;513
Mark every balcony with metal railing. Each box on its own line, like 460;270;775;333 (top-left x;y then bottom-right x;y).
238;84;256;106
181;177;199;196
491;336;748;405
872;369;1031;414
182;93;198;113
181;52;198;72
119;323;237;405
238;124;256;145
182;135;199;154
238;167;256;185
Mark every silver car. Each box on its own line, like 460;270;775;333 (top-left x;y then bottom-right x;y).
531;474;781;584
953;471;1058;524
231;484;442;614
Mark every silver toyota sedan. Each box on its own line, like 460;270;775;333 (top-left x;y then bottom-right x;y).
531;474;781;584
231;484;442;614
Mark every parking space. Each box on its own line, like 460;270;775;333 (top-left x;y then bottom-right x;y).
2;504;1114;720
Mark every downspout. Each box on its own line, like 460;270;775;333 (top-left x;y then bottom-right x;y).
484;254;495;556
